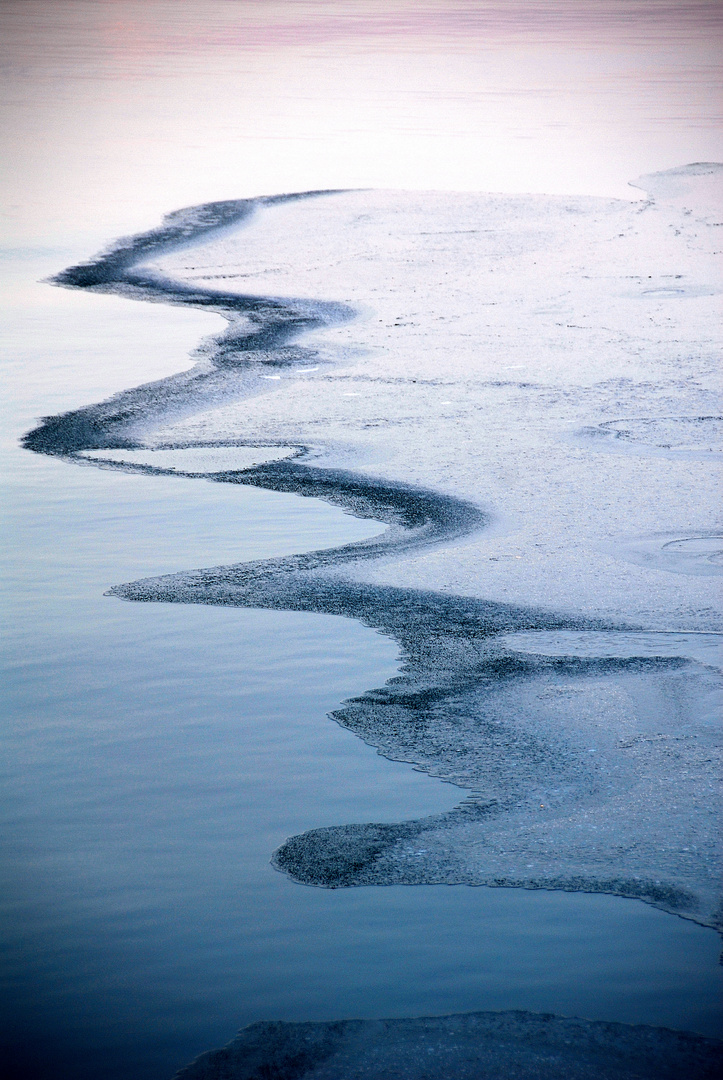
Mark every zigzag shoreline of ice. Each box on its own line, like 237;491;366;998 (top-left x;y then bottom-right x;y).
21;171;723;936
26;189;490;566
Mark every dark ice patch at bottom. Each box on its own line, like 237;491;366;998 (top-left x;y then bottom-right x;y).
173;1009;723;1080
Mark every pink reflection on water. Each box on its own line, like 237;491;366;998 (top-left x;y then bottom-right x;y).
0;0;721;242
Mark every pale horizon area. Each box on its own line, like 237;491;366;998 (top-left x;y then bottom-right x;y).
1;0;721;247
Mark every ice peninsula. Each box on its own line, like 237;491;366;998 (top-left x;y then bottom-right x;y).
28;164;722;935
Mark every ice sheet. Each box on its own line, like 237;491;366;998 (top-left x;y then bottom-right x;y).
26;165;723;936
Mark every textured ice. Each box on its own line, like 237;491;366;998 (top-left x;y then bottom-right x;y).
174;1010;723;1080
605;532;723;578
24;165;723;935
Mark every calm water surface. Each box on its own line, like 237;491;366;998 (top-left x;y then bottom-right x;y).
1;3;722;1077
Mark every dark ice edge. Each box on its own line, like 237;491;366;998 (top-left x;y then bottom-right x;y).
22;193;709;926
172;1009;723;1080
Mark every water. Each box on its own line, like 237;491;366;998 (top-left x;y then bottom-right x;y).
1;3;722;1077
2;2;722;247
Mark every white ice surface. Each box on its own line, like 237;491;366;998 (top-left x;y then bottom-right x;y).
137;164;722;631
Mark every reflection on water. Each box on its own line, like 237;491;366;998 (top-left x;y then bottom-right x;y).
1;1;722;245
